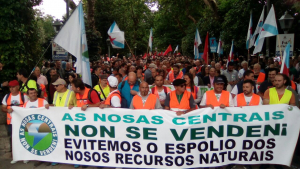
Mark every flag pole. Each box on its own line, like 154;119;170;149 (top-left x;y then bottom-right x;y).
125;40;134;58
248;49;250;61
277;35;283;62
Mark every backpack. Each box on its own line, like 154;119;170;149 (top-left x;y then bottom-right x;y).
87;88;102;103
21;80;42;98
152;86;168;96
120;80;140;108
6;92;25;106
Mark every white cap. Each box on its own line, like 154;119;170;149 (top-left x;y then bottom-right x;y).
108;76;118;87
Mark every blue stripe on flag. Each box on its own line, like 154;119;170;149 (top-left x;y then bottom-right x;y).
113;40;124;48
110;22;116;33
285;43;290;69
263;24;278;35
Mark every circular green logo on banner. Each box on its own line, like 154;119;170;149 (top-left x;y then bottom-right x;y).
288;106;293;111
19;114;58;156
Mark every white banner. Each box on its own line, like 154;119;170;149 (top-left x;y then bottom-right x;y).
276;34;294;57
12;105;300;168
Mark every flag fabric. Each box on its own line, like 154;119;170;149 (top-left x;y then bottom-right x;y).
174;45;179;53
246;12;253;49
250;6;265;47
202;32;209;64
253;5;278;54
258;5;278;40
217;37;223;55
228;40;234;62
280;42;291;76
107;21;125;49
148;28;153;52
143;53;148;59
194;29;202;59
54;2;91;86
163;45;172;56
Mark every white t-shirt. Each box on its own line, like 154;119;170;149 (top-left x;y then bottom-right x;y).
200;92;234;107
24;99;48;108
157;90;167;101
231;84;259;95
238;69;245;79
2;93;29;106
108;90;121;108
233;94;262;107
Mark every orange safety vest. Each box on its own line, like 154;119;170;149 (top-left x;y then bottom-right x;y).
194;66;202;73
6;92;24;124
104;90;121;106
75;87;90;107
206;90;230;107
168;70;183;82
236;93;260;107
169;90;191;111
186;86;198;99
256;72;265;83
291;80;296;90
23;98;45;108
132;94;157;109
39;84;48;98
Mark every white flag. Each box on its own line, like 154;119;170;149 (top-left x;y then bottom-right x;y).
194;28;202;59
148;28;153;52
250;6;265;48
107;22;125;49
174;45;178;53
54;2;91;86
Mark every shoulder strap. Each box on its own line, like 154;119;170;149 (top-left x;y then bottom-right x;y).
121;81;126;90
99;85;106;100
20;93;25;103
88;89;101;103
5;93;11;103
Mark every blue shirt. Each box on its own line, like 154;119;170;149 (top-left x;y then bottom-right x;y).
118;80;140;108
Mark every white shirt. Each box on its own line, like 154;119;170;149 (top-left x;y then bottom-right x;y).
157;90;167;101
2;93;29;106
108;89;121;108
238;69;245;79
233;94;262;106
200;92;234;107
231;84;259;95
194;76;199;86
24;99;48;108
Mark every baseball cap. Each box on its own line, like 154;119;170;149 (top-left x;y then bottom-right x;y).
149;63;157;68
8;80;19;87
52;78;66;85
108;76;118;87
214;76;225;84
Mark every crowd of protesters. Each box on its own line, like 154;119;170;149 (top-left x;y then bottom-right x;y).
0;53;299;168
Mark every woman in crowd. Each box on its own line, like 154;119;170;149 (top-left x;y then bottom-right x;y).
184;73;201;105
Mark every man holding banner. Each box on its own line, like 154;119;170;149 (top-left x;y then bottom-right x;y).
164;79;195;115
200;76;234;108
233;79;262;107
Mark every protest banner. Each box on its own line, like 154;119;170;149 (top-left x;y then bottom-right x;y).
12;105;300;168
276;34;294;57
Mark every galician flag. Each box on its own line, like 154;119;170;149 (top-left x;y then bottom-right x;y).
253;5;278;54
250;6;265;47
148;28;153;52
174;45;178;53
107;21;125;49
217;37;223;55
194;28;202;59
54;2;91;86
228;40;234;62
246;12;253;49
280;42;291;76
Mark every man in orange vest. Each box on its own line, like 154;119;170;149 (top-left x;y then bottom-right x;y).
129;82;162;109
200;76;234;108
253;63;265;85
165;64;183;84
23;88;49;108
233;79;262;107
164;79;196;115
70;78;101;111
100;76;122;108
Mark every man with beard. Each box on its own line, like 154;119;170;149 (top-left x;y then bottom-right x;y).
263;74;296;105
258;68;279;97
223;62;238;89
233;79;262;107
151;75;171;107
130;82;162;109
231;70;257;98
165;64;183;84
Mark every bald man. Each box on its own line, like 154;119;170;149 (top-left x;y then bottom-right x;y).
118;72;140;108
253;63;265;85
130;82;162;109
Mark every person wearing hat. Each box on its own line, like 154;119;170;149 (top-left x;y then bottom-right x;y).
94;74;110;100
130;82;162;109
52;78;76;107
99;76;122;108
165;64;184;85
164;79;196;115
200;76;234;108
1;80;29;164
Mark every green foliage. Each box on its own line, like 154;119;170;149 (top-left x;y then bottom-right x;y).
0;0;43;80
